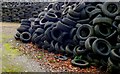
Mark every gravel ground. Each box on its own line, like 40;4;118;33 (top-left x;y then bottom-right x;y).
1;22;105;73
1;22;47;72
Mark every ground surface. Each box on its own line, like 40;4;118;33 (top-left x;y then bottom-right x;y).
1;22;103;73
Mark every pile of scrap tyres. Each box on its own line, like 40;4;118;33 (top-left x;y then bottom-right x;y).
14;2;120;73
2;2;48;22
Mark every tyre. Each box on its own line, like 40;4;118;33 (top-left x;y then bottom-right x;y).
76;24;93;40
110;49;120;62
102;2;120;18
62;18;77;27
31;33;38;44
66;13;80;21
34;34;44;44
54;42;61;52
73;3;86;12
94;24;111;37
20;32;31;43
85;37;97;50
68;9;80;17
115;16;120;22
57;21;72;32
44;22;54;30
44;27;53;41
71;59;89;68
34;28;44;35
93;17;113;26
89;8;102;20
65;44;75;55
73;46;86;55
77;18;90;24
45;12;58;22
51;27;62;41
92;38;111;56
70;28;77;39
17;25;30;33
58;32;69;43
85;6;96;16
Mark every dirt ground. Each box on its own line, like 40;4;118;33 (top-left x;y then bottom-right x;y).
1;22;104;73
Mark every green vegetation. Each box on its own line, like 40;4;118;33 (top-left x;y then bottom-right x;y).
2;43;24;72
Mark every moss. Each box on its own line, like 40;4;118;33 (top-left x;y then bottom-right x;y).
2;43;24;72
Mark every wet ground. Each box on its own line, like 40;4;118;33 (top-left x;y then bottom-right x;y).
1;22;103;73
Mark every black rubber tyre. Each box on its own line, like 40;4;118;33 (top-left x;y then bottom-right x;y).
14;34;20;40
68;8;80;17
66;13;80;21
48;40;57;52
92;38;111;56
39;18;48;26
108;57;120;72
94;24;111;37
21;19;31;26
70;28;77;39
28;28;34;34
47;3;54;10
44;27;53;41
44;22;54;30
117;35;120;42
31;33;38;44
110;49;120;62
51;27;62;41
85;37;97;50
77;18;90;24
60;45;66;53
102;2;120;18
85;6;96;15
73;46;86;55
62;6;71;16
62;18;77;27
65;44;75;55
54;42;61;52
93;17;113;26
89;8;102;20
20;32;31;43
34;28;44;35
17;25;30;33
38;11;46;19
34;34;44;44
57;21;72;32
58;32;69;43
76;24;93;40
45;13;58;22
71;59;89;68
32;25;41;30
115;16;120;22
73;3;86;12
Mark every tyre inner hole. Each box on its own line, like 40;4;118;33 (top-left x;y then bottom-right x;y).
53;29;61;38
69;45;74;51
80;27;90;37
22;33;30;39
107;4;117;13
41;18;47;23
48;13;56;18
75;60;85;64
97;41;108;53
87;7;95;12
99;25;109;35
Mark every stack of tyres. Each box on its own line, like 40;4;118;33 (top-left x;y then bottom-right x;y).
2;2;48;22
15;2;120;73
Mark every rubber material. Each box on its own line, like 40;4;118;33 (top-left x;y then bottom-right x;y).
76;24;93;40
92;38;111;56
20;32;31;43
